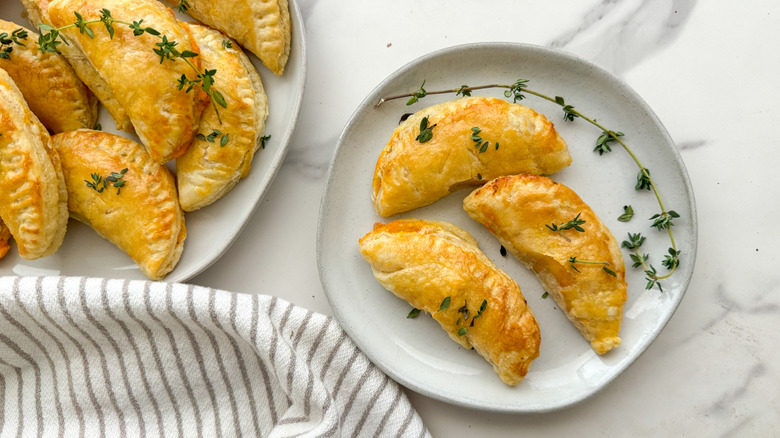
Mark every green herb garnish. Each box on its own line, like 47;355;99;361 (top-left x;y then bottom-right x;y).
416;116;436;143
546;213;586;233
439;296;451;311
568;257;617;277
85;168;128;194
0;28;28;59
618;205;634;222
407;308;420;319
470;127;497;153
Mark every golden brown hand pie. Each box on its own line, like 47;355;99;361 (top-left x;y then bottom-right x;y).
0;219;11;259
52;130;186;280
163;0;291;75
463;174;626;354
359;219;540;385
372;96;572;217
0;19;98;133
19;0;132;131
46;0;208;163
0;69;68;259
176;23;268;212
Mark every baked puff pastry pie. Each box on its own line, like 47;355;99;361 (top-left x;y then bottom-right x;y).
163;0;291;75
20;0;132;132
359;219;541;385
52;130;186;280
372;97;572;217
463;174;627;354
0;19;98;133
0;69;68;259
176;23;268;212
0;219;11;259
45;0;207;163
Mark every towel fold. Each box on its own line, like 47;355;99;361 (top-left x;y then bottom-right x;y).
0;276;430;438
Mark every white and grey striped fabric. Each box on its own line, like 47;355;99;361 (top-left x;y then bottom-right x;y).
0;276;430;438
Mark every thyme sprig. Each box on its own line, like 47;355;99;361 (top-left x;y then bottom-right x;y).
375;79;681;291
85;168;128;195
36;9;227;122
470;127;498;153
0;28;28;59
568;257;617;277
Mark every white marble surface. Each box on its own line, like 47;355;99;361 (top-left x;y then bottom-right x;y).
192;0;780;435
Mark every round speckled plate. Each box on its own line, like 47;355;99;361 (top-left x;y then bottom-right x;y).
317;43;697;412
0;1;306;281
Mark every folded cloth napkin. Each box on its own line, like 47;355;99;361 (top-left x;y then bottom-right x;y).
0;276;430;438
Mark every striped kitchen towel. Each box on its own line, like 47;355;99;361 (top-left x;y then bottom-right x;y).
0;276;430;437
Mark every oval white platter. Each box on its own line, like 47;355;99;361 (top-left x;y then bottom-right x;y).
0;1;306;282
317;43;697;412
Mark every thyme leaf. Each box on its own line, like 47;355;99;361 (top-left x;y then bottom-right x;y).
595;130;624;155
407;308;420;319
406;80;427;105
416;116;436;143
546;213;586;233
618;205;634;222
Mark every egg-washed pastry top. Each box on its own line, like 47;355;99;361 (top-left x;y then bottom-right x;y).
19;0;133;132
359;219;540;385
0;69;68;260
176;22;268;212
164;0;291;75
372;96;572;217
0;18;98;133
463;174;626;354
47;0;208;163
53;130;186;280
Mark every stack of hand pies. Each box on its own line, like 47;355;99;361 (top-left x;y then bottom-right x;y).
0;0;291;279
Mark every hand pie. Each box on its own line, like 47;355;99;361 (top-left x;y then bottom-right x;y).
163;0;291;75
463;174;626;354
52;130;186;280
0;219;11;259
359;219;540;385
0;19;98;133
46;0;208;163
176;23;268;212
372;97;572;217
0;69;68;259
19;0;132;131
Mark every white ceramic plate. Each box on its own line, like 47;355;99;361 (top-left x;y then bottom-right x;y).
0;1;306;282
318;43;697;412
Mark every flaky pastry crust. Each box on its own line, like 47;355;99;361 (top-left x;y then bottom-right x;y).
47;0;207;163
53;130;186;280
359;219;540;385
0;69;68;259
463;174;626;354
0;19;98;133
372;97;571;217
176;23;268;212
163;0;291;75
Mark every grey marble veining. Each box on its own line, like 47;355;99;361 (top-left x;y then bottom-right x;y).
551;0;698;74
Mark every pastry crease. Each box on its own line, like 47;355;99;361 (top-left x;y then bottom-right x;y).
359;219;540;385
463;174;626;354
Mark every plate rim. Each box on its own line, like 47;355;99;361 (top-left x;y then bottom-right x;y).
317;41;698;412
